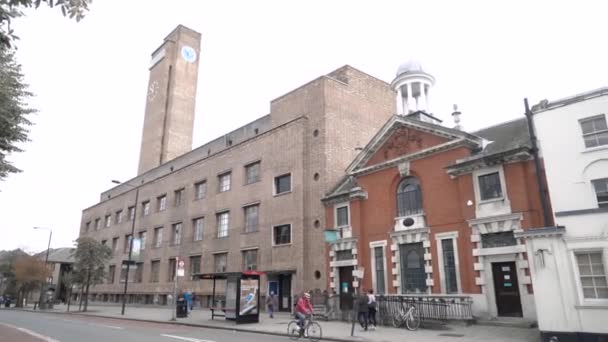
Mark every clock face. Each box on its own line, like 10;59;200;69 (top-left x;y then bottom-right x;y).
147;80;159;101
181;45;197;63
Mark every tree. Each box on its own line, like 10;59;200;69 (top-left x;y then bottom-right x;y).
13;254;48;307
0;0;92;49
73;237;111;312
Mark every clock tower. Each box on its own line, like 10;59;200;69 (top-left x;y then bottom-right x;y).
137;25;201;175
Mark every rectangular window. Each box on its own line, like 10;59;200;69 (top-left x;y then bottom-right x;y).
168;258;176;281
336;250;354;261
244;204;259;233
441;239;458;293
128;206;135;220
112;237;119;253
142;201;151;216
124;234;132;254
580;115;608;148
242;249;258;271
157;195;167;212
592;178;608;208
274;173;291;195
101;239;107;246
153;227;163;248
115;210;123;224
214;253;228;273
217;212;229;238
105;215;111;228
190;255;201;276
85;222;91;232
95;218;101;230
194;181;207;200
245;162;261;185
134;262;143;283
273;224;291;245
481;231;516;248
374;247;386;294
174;188;184;207
576;252;608;299
172;222;182;245
336;206;349;227
139;231;147;250
150;260;160;283
108;265;116;284
119;265;128;283
478;172;503;200
218;172;231;192
193;217;204;241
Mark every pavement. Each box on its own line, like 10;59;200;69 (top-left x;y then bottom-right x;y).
4;303;541;342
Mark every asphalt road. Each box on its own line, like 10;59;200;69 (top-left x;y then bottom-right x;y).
0;309;289;342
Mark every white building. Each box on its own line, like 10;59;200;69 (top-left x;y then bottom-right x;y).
517;88;608;341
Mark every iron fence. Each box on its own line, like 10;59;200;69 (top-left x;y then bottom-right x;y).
376;294;473;325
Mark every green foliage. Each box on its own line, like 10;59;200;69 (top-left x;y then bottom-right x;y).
0;47;35;181
0;0;92;49
73;237;111;311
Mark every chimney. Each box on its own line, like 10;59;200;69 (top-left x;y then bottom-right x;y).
452;104;462;130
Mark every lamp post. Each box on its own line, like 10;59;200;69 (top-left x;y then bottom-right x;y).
34;227;52;309
112;179;139;316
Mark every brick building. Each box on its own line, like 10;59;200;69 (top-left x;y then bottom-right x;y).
79;25;395;308
322;63;551;320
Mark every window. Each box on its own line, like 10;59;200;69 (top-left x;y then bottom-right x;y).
157;195;167;211
119;265;128;283
174;188;184;207
478;172;503;200
274;173;291;195
576;252;608;299
217;212;229;238
95;218;101;230
273;224;291;245
399;242;427;293
153;227;163;248
190;255;201;276
245;162;261;184
242;249;258;271
336;250;354;261
397;177;423;216
168;258;176;281
150;260;160;283
244;204;259;233
592;178;608;208
108;265;116;284
128;206;135;220
105;215;111;228
218;172;231;192
481;231;516;248
336;205;349;227
580;115;608;148
142;201;151;216
441;239;458;293
138;231;147;250
101;239;107;246
85;221;91;232
193;217;204;241
172;223;182;245
194;181;207;200
374;246;386;294
112;237;119;253
134;262;143;283
115;210;123;224
214;253;228;273
124;234;132;253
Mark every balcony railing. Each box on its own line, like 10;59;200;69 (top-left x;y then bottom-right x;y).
376;294;474;324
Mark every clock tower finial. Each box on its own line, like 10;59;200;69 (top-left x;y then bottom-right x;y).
137;25;202;175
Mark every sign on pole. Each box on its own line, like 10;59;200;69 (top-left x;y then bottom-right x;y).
177;258;185;277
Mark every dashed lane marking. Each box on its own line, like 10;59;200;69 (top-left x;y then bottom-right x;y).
160;334;216;342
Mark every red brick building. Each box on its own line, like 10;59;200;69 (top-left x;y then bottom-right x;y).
322;110;551;320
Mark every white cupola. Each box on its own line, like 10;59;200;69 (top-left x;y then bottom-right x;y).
391;60;435;117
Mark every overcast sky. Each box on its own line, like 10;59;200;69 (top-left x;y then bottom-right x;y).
1;0;606;253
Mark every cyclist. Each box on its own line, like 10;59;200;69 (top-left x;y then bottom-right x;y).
295;292;314;335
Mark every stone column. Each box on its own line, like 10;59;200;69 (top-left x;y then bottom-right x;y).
419;82;427;112
406;82;413;113
396;86;404;115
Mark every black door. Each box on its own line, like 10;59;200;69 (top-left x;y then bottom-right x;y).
338;266;354;311
278;274;292;311
492;262;523;317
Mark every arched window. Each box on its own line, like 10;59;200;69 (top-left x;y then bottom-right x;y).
397;177;423;216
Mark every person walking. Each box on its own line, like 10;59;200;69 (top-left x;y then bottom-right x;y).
266;291;277;318
356;291;369;331
367;289;377;330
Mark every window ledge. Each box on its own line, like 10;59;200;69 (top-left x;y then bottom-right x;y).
478;197;506;205
581;145;608;154
242;231;259;235
216;236;229;240
245;180;261;186
272;243;293;248
575;303;608;309
273;191;292;198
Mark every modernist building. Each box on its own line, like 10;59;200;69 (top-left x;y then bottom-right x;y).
517;88;608;341
31;248;75;304
79;25;395;308
322;63;551;320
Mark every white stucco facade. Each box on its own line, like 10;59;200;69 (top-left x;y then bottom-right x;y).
520;88;608;338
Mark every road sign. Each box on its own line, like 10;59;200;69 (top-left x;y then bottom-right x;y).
177;258;185;277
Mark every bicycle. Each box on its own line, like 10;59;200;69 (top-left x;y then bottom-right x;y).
392;302;421;331
287;314;322;341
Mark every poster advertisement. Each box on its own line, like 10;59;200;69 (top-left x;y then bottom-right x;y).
239;278;258;316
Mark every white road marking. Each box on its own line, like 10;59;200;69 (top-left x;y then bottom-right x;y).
161;334;216;342
88;323;124;330
0;322;61;342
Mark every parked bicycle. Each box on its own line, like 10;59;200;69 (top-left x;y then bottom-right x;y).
392;302;421;331
287;314;322;341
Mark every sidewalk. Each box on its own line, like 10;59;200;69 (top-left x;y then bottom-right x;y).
20;304;540;342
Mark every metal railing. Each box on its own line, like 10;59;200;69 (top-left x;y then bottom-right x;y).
376;294;474;324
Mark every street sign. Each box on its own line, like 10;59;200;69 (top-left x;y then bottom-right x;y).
177;258;185;277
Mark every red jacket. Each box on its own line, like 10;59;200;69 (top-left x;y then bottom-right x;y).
296;297;313;314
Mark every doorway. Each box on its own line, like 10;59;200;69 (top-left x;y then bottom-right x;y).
277;274;291;312
491;262;523;317
338;266;354;311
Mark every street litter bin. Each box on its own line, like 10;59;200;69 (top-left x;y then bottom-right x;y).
176;298;188;318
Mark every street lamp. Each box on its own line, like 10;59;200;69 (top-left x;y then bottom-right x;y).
112;179;139;316
33;226;52;309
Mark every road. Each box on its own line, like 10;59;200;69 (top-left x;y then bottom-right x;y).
0;309;289;342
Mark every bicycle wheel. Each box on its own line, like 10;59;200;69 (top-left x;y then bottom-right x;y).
306;322;322;342
392;311;405;328
405;307;421;331
287;321;301;340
